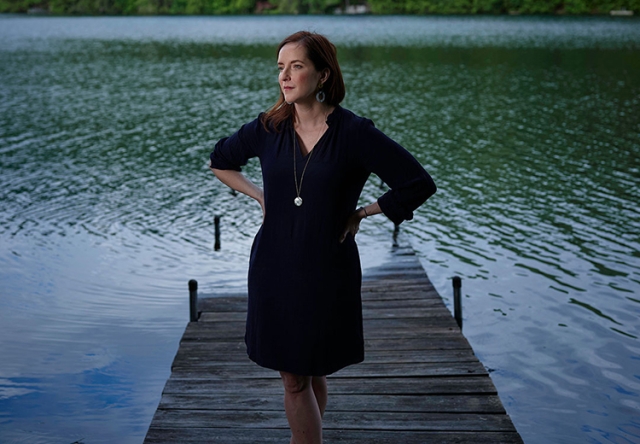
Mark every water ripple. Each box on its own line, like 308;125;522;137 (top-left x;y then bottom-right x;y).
1;17;639;444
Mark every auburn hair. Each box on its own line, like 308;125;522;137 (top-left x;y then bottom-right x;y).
261;31;345;132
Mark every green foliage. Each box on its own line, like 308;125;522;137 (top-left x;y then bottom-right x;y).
472;0;505;13
0;0;255;12
0;0;637;14
367;0;638;13
518;0;562;13
0;0;42;12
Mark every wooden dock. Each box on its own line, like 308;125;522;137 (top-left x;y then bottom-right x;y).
144;242;524;443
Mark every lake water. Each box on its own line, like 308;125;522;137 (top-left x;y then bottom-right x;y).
1;14;639;444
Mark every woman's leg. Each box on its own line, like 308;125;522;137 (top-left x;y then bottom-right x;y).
280;371;322;444
311;376;327;417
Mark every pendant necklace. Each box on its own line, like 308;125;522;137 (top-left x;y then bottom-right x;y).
292;118;326;207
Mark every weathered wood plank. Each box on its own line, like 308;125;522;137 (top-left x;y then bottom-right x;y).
174;336;473;352
365;336;473;350
145;428;523;444
172;348;478;364
363;298;452;310
196;297;248;313
148;409;517;432
198;293;445;314
160;376;498;396
189;316;459;331
199;305;453;323
179;325;463;341
363;279;433;289
362;290;443;301
158;393;506;413
169;361;488;378
181;321;462;342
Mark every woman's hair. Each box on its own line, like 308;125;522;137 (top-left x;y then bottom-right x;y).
261;31;345;132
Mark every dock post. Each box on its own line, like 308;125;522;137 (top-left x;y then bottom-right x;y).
453;276;462;330
214;215;221;251
189;279;198;322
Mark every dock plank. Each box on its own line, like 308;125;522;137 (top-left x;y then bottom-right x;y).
143;243;523;443
145;428;523;444
160;376;499;395
148;409;517;431
157;393;507;413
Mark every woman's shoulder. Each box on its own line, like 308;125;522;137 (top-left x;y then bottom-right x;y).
333;106;374;131
219;112;273;150
234;112;278;139
334;106;366;122
244;112;267;131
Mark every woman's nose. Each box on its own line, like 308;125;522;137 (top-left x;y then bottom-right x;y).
280;67;290;80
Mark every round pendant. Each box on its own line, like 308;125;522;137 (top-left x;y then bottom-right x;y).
294;197;303;206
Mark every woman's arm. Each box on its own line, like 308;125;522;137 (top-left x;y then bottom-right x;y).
357;120;436;226
211;167;265;217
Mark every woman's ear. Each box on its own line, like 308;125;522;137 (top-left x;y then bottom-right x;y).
321;69;330;85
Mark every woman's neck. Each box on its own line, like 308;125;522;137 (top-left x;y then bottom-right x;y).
294;102;334;130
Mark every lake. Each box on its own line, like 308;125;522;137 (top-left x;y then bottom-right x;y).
0;14;639;444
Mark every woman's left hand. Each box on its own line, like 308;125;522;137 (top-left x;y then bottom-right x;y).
339;209;365;243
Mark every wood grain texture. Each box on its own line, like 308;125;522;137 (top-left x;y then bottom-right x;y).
143;241;524;443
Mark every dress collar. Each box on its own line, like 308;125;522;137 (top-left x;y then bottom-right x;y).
326;105;342;126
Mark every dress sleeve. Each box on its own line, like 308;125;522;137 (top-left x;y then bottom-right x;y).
357;119;437;225
209;116;262;171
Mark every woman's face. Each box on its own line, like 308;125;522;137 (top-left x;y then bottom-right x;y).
278;43;325;105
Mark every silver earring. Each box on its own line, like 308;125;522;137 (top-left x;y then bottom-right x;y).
316;90;325;103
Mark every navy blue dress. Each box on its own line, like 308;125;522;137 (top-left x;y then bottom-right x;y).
210;106;436;376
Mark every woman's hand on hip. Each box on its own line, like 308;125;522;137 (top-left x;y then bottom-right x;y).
339;208;365;243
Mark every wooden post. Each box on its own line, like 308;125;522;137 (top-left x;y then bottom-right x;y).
214;215;221;251
189;279;198;322
453;276;462;330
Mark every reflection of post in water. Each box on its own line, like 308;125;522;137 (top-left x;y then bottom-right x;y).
214;215;221;251
392;223;399;246
215;188;236;251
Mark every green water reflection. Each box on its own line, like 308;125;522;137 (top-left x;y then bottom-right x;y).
1;16;639;444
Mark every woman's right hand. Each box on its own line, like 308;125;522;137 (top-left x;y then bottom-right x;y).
339;208;365;243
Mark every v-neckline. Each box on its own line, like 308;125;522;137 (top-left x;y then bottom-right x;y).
295;132;323;159
294;127;328;159
291;106;339;159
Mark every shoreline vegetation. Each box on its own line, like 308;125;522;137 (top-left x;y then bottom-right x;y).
1;0;637;16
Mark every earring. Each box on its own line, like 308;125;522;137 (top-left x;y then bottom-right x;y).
316;82;325;103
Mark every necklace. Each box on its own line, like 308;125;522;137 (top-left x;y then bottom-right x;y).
292;118;326;207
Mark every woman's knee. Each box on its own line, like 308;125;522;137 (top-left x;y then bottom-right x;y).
311;376;326;387
280;372;311;394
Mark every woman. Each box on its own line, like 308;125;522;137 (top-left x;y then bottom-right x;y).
209;31;436;444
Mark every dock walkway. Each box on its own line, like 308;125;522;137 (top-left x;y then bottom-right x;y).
144;242;523;443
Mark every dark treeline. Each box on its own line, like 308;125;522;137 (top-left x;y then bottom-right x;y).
1;0;638;15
